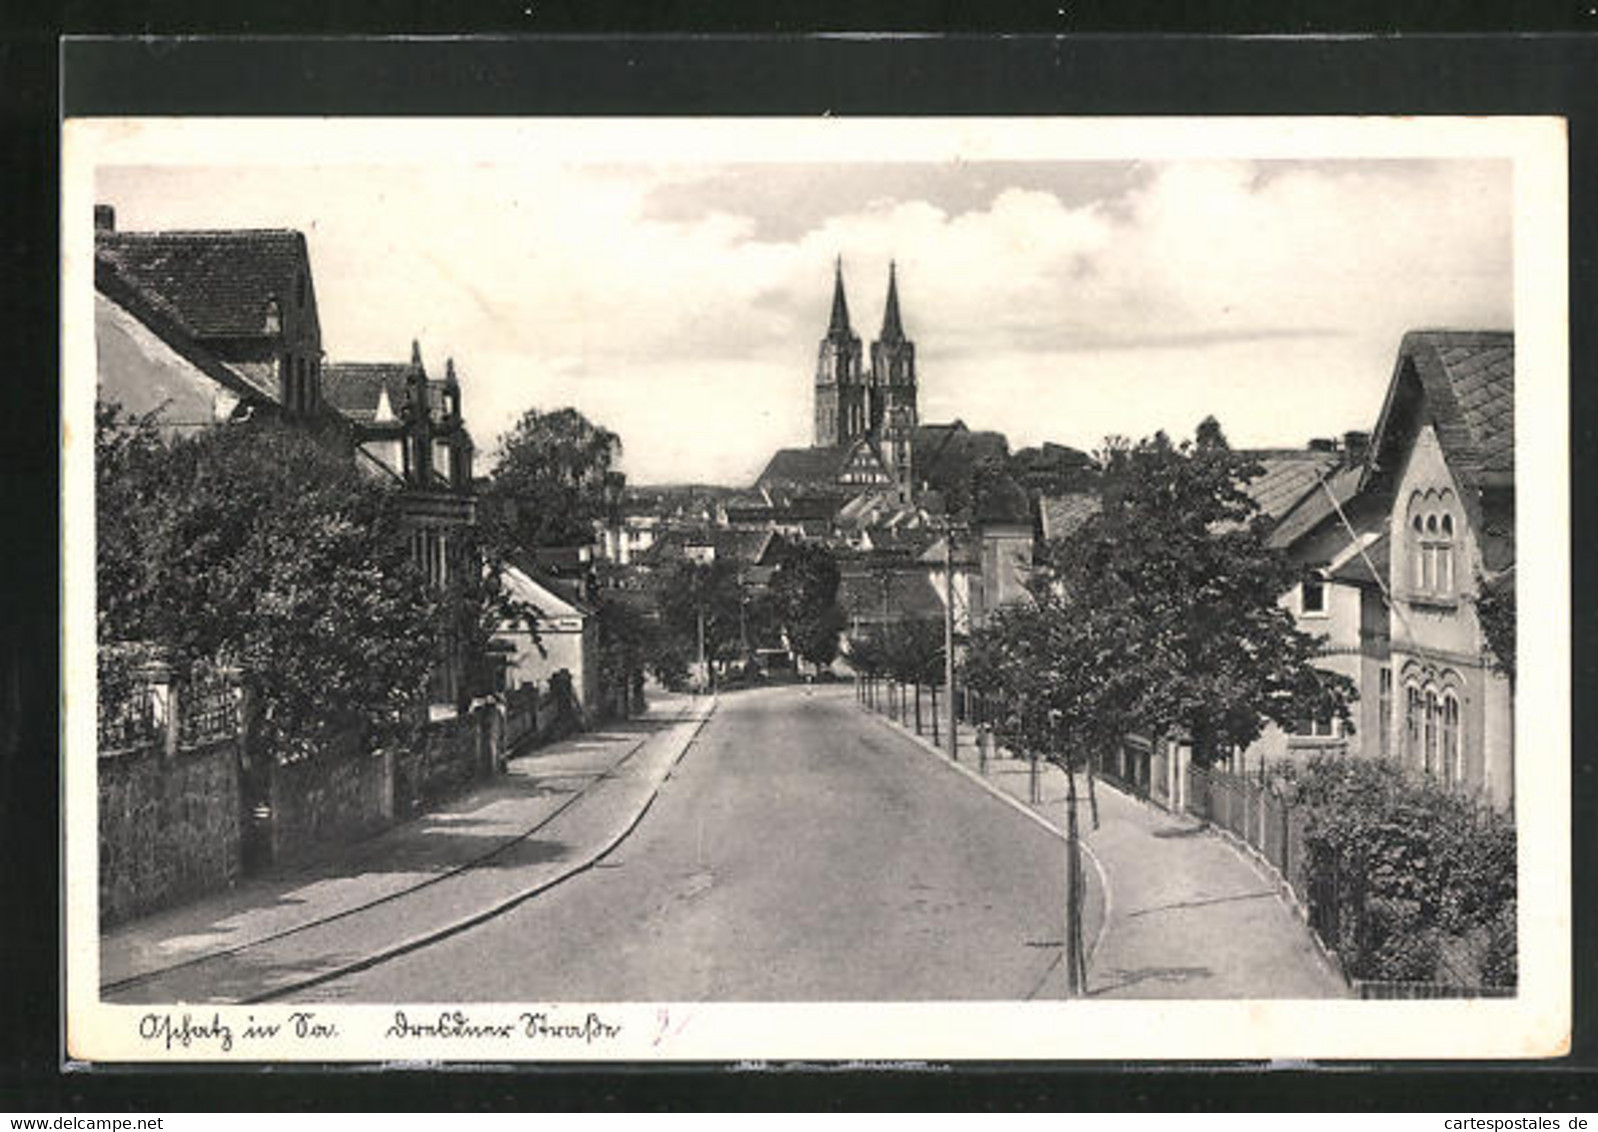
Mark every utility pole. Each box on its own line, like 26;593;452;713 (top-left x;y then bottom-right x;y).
943;525;958;761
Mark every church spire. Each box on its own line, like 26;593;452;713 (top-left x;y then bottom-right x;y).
828;256;852;336
879;260;905;342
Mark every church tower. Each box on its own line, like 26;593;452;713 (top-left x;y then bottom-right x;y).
814;258;866;448
869;261;918;493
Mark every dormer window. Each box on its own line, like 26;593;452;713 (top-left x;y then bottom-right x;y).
264;298;282;335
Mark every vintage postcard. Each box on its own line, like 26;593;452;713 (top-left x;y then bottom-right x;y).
62;115;1569;1062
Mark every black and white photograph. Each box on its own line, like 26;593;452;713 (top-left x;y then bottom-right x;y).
61;115;1570;1062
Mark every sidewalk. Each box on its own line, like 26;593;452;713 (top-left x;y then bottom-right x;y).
100;692;715;1004
858;692;1348;999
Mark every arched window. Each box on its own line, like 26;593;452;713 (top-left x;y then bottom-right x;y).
1423;688;1439;776
1419;514;1431;588
1442;690;1461;787
1405;684;1422;767
1407;494;1460;600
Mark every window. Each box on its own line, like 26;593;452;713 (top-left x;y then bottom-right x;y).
1379;667;1392;758
1294;717;1338;738
1423;689;1439;776
1405;684;1422;766
1442;691;1461;786
1408;495;1458;600
1300;577;1327;616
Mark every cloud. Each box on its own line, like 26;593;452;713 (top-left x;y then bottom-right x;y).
98;156;1511;485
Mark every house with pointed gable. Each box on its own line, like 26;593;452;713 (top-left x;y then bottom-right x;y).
323;342;479;710
1235;331;1514;810
493;563;600;727
94;204;334;434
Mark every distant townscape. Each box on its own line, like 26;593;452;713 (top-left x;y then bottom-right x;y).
92;199;1516;1006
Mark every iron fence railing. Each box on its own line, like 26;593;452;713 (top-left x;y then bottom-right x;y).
176;665;241;748
1184;761;1514;996
98;657;242;754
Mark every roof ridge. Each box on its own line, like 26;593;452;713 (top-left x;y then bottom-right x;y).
98;228;306;240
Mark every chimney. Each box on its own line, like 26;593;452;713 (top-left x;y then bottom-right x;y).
94;204;115;233
1343;430;1371;466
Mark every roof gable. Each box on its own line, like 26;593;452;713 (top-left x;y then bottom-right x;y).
1364;330;1514;494
1038;492;1102;542
95;267;283;409
323;362;414;424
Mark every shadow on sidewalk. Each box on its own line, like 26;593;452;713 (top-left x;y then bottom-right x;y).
1089;965;1215;996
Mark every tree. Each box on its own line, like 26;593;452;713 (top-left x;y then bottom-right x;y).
1034;418;1358;768
881;618;946;690
967;417;1359;995
1476;569;1516;684
769;542;846;670
594;588;658;715
486;407;623;550
96;404;442;756
650;557;745;685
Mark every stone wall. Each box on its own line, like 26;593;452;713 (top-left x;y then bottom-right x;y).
267;733;394;868
98;739;242;927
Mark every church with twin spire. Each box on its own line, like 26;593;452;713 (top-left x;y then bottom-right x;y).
757;259;921;499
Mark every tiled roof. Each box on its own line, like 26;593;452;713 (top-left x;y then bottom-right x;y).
501;564;588;622
756;445;850;487
322;362;412;423
1239;450;1341;522
1038;493;1101;542
1264;464;1363;550
1424;332;1514;477
95;229;313;340
711;528;779;566
862;525;937;557
95;265;282;409
838;564;945;622
1367;330;1515;492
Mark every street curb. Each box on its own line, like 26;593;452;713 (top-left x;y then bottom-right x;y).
856;702;1113;969
240;696;718;1004
103;699;713;997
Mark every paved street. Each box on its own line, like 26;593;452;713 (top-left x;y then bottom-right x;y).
297;683;1097;1002
105;681;1342;1005
860;697;1349;999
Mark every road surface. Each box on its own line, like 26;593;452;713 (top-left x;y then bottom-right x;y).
298;684;1099;1001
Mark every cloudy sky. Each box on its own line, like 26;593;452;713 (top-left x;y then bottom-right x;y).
98;154;1511;485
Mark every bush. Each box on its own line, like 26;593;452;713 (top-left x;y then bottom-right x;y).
1293;755;1516;987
